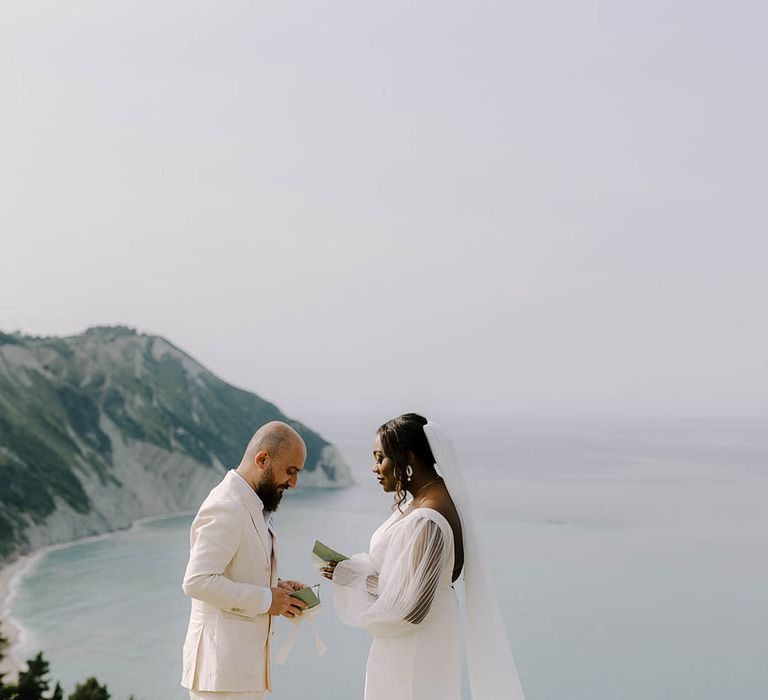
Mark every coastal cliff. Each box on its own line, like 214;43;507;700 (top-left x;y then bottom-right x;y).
0;326;353;563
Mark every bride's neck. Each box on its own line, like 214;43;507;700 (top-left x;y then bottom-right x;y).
406;470;441;498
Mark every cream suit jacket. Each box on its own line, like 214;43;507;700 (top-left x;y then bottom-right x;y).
181;470;278;692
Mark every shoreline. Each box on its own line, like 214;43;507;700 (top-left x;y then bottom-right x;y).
0;549;45;677
0;510;195;679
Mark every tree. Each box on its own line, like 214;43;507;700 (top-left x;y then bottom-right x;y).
0;622;116;700
15;652;50;699
68;678;110;700
14;652;61;700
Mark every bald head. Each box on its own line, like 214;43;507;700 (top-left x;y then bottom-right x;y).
241;421;305;466
236;422;307;507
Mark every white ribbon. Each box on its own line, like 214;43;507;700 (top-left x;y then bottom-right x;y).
275;605;328;665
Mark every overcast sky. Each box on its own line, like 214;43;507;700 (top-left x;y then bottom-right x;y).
1;1;766;424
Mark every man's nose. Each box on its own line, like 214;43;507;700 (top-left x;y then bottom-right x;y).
289;473;298;488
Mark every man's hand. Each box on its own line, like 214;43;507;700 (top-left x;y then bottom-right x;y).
269;586;308;618
278;579;306;592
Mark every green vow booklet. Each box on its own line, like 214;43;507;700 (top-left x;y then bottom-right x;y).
289;585;321;609
312;539;349;563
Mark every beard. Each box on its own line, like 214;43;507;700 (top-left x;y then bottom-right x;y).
256;469;285;512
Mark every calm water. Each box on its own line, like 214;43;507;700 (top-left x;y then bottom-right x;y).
11;416;768;700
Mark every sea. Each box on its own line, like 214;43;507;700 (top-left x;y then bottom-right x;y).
7;414;768;700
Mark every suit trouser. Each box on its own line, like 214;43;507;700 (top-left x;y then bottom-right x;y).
189;691;266;699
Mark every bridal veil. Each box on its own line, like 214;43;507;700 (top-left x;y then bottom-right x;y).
424;421;526;700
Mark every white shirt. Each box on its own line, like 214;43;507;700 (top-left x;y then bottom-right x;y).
263;511;274;560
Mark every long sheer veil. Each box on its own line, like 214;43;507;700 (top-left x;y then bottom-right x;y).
424;422;526;700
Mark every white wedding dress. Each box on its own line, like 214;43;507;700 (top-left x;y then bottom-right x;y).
332;506;461;700
333;422;526;700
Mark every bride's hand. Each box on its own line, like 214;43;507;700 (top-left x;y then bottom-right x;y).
320;561;338;581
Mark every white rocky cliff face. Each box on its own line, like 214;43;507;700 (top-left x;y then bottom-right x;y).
0;327;354;562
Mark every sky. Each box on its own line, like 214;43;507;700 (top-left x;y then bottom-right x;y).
1;1;766;424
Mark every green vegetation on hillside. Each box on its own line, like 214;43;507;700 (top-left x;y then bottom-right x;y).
0;326;347;562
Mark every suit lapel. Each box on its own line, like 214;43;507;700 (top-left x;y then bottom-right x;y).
226;471;271;568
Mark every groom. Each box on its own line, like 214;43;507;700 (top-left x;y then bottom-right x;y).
181;421;309;699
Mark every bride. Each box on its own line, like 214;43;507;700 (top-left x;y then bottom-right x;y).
321;413;525;700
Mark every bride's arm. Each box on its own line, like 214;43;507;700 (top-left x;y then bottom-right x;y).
401;524;443;623
331;515;450;628
323;561;379;597
377;517;446;625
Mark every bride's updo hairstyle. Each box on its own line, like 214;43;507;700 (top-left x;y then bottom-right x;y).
377;413;437;511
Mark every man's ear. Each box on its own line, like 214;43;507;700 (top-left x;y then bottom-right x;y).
254;450;270;470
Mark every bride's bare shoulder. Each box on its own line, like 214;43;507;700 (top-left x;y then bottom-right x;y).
417;495;465;577
418;494;460;531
